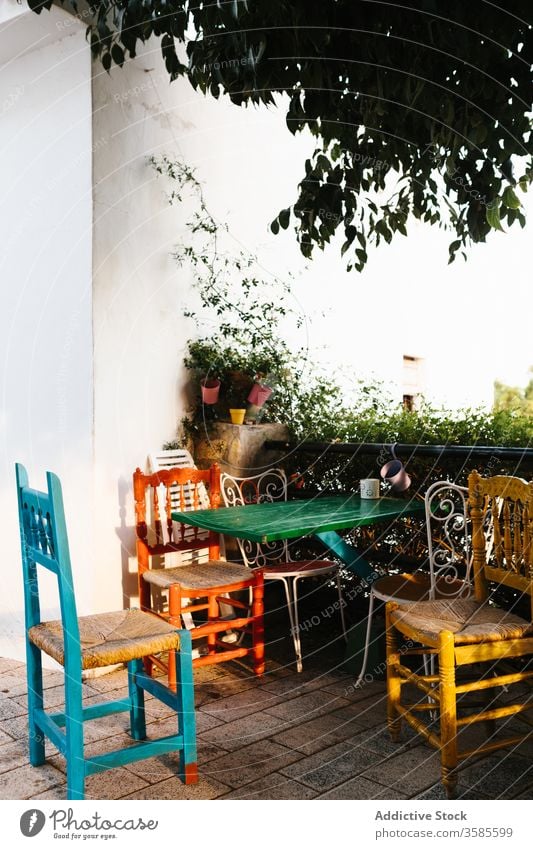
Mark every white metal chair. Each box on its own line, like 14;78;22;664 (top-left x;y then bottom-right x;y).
355;481;473;684
221;469;347;672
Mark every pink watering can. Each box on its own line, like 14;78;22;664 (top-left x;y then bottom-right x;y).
380;443;411;492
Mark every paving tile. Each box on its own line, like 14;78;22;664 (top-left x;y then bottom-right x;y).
280;738;383;791
82;670;129;693
199;687;285;722
319;776;409;800
0;659;25;675
0;673;31;699
416;782;489;800
0;763;65;799
48;732;138;776
509;784;533;800
200;710;293;752
122;775;230;799
323;678;387;702
28;767;149;801
338;694;389;729
219;772;317;800
123;742;226;785
352;721;420;757
30;786;68;800
0;728;15;745
148;710;222;737
264;689;350;722
84;766;149;800
259;670;347;696
361;746;443;794
0;739;30;774
457;752;533;800
271;707;367;755
195;675;259;702
204;739;302;788
0;715;29;741
14;682;100;712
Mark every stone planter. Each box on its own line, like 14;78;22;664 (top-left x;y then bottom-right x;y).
194;421;290;477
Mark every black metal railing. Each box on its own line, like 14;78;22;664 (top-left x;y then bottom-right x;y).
265;440;533;466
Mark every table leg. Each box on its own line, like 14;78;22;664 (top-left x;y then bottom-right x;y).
316;530;377;671
315;530;374;580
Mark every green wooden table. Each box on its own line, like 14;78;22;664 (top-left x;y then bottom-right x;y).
172;494;424;580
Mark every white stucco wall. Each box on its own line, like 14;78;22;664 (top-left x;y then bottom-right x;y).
0;8;93;661
90;34;532;612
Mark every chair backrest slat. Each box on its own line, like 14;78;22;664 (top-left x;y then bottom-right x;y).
16;463;82;677
469;470;533;619
133;464;221;554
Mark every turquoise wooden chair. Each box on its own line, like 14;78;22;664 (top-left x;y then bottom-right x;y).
16;463;198;800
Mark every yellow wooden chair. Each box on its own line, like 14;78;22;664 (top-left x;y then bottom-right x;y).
385;470;533;798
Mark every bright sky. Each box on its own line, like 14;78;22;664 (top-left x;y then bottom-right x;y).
177;84;532;413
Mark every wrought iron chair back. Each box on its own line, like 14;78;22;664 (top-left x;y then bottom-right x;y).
425;480;472;599
220;468;291;569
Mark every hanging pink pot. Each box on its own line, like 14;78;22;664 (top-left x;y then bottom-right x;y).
200;378;221;405
380;444;411;492
247;382;273;407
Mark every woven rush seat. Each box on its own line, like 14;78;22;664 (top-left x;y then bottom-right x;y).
374;572;465;602
262;559;337;575
391;598;533;645
142;560;253;590
29;609;180;670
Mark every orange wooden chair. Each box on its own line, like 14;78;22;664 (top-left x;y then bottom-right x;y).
133;463;264;687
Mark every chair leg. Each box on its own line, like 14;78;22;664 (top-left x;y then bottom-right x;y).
128;658;147;741
252;571;265;676
336;570;348;643
207;593;219;657
279;577;301;672
354;589;375;687
439;630;458;799
64;676;85;801
385;603;402;743
234;586;253;647
292;577;304;673
168;584;182;690
26;641;45;766
174;631;198;785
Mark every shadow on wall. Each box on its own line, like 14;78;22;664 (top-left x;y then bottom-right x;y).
115;476;138;607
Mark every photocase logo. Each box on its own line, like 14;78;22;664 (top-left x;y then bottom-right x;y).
20;809;46;838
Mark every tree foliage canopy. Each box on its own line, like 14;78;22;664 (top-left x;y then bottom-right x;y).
494;368;533;416
30;1;532;270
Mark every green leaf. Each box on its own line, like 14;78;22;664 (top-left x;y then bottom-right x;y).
111;44;125;67
486;201;504;232
502;186;521;209
278;208;290;230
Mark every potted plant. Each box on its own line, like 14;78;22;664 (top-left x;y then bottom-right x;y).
200;377;221;405
227;369;253;424
248;376;273;408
